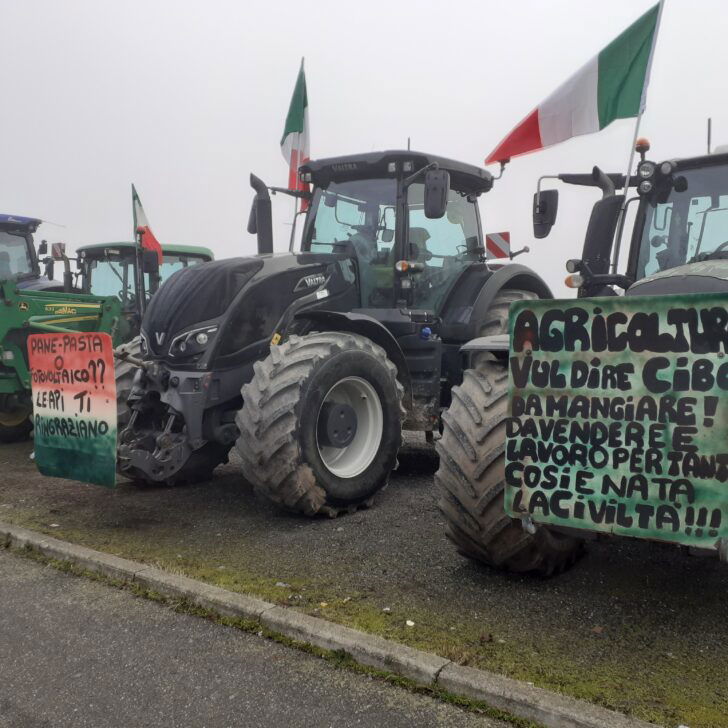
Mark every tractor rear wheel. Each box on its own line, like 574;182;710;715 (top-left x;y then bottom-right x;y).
235;332;404;516
478;288;538;338
436;361;583;575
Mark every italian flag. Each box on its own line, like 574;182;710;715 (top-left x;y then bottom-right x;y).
486;2;661;165
132;184;163;264
281;59;310;194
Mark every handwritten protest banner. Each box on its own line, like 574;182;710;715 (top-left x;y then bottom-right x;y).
28;332;116;487
505;293;728;551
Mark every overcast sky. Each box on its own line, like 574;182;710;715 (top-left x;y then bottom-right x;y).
2;0;726;295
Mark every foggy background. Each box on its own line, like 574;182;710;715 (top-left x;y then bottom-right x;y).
1;0;726;295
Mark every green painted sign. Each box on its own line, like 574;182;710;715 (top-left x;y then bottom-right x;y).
505;293;728;552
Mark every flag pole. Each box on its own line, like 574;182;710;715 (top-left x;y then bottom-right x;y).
289;57;305;251
610;0;665;273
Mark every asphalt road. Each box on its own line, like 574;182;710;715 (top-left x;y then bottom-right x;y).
0;549;505;728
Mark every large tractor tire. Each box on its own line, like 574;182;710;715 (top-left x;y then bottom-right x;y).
436;361;583;575
0;404;33;443
114;337;142;431
236;332;404;517
478;288;538;338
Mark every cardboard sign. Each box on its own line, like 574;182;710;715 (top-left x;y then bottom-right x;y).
28;332;117;487
506;293;728;552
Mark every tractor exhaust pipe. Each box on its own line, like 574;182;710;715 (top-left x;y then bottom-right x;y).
248;174;273;256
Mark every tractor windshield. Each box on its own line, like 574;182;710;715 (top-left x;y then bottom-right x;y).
0;231;34;281
636;162;728;279
407;184;481;311
303;178;397;306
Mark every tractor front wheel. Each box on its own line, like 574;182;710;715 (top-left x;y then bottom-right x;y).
436;361;583;575
235;332;404;516
114;337;142;432
0;402;32;443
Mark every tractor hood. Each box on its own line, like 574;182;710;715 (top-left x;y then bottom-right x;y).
140;252;356;368
626;259;728;297
142;257;264;357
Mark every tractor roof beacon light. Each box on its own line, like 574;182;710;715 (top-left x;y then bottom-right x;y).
635;137;651;161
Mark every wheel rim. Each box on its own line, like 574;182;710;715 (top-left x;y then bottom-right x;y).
316;376;383;478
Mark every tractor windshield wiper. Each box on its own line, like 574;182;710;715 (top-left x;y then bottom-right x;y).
689;249;728;263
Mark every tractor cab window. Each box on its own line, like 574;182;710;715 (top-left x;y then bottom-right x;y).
85;253;138;309
636;163;728;279
303;178;397;306
158;253;208;281
406;184;480;311
0;231;33;280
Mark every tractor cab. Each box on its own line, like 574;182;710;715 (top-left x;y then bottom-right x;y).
626;150;728;295
297;151;493;313
534;142;728;299
0;214;64;292
77;242;214;338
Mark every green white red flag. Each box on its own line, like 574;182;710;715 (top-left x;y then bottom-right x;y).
281;59;310;193
132;184;163;264
486;3;661;165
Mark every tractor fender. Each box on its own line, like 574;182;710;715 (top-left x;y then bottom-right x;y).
465;264;553;341
460;333;510;354
294;309;413;411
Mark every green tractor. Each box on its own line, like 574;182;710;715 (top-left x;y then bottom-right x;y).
0;215;214;443
117;150;553;508
437;141;728;574
0;214;123;442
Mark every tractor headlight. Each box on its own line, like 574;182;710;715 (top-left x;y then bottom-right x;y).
638;180;654;195
659;161;674;175
638;161;656;179
169;326;218;358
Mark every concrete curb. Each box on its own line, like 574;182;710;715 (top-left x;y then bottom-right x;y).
0;522;657;728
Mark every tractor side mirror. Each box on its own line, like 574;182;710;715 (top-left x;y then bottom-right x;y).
37;240;48;255
51;242;66;260
424;169;450;219
533;189;559;239
247;200;258;235
142;249;160;277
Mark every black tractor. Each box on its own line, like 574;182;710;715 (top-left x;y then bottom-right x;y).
118;150;551;515
436;141;728;574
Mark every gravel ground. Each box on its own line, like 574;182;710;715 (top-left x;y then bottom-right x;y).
0;549;507;728
1;437;727;727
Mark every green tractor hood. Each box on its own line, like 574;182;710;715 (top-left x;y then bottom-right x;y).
0;282;122;394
